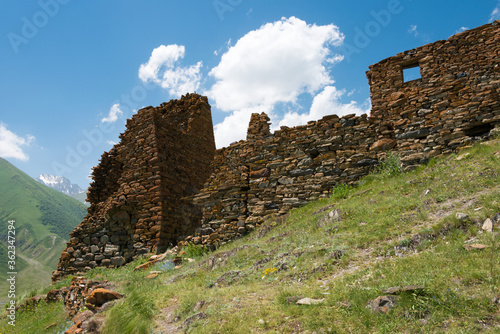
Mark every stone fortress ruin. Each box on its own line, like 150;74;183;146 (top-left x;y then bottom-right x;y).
53;21;500;282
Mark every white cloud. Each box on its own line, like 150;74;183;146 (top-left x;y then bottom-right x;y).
207;16;344;112
456;27;469;33
213;87;370;147
408;25;419;37
277;86;368;128
207;17;354;148
490;2;500;22
137;17;366;148
214;39;232;57
101;103;123;123
0;123;35;161
139;44;202;97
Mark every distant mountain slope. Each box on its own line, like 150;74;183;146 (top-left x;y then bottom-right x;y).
35;173;89;205
0;158;87;303
69;190;89;206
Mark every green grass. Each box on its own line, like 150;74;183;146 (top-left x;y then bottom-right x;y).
3;140;500;333
0;158;87;240
331;183;352;200
183;242;209;258
377;151;403;177
0;158;87;304
102;276;158;334
0;300;70;334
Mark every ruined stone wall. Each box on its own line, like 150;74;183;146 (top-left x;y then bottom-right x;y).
54;22;499;280
52;94;215;282
187;21;500;248
189;114;383;248
367;20;500;157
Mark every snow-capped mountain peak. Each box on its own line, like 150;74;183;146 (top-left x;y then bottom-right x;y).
35;174;85;196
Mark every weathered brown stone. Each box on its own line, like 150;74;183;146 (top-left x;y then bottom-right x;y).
45;289;62;303
59;277;115;317
54;22;500;280
249;168;271;178
60;252;71;261
110;256;126;267
247;112;271;140
52;93;215;282
86;288;123;307
370;138;397;152
192;21;500;248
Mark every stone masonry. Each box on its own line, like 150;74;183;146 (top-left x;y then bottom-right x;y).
54;21;499;280
185;21;500;248
52;93;215;282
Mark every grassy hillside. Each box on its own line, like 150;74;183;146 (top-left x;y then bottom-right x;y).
2;139;500;333
0;158;87;304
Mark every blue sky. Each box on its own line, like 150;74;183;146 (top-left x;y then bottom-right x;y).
1;0;499;189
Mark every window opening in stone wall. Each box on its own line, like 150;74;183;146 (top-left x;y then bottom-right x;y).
403;63;421;82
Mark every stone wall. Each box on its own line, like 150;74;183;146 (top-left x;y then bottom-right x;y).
186;21;500;248
367;20;500;155
52;93;215;282
54;21;500;281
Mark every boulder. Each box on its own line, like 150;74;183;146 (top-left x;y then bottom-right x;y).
368;296;397;313
110;256;126;267
86;288;123;307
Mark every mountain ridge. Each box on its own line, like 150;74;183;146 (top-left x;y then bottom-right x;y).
35;173;89;205
35;174;85;196
0;158;87;304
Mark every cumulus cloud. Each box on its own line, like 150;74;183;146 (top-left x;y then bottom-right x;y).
139;44;202;97
0;123;35;161
208;16;343;112
101;103;123;123
277;86;369;128
139;17;367;148
456;27;469;33
490;2;500;22
208;16;350;148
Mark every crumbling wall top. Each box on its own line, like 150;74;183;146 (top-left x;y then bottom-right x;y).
247;112;271;140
